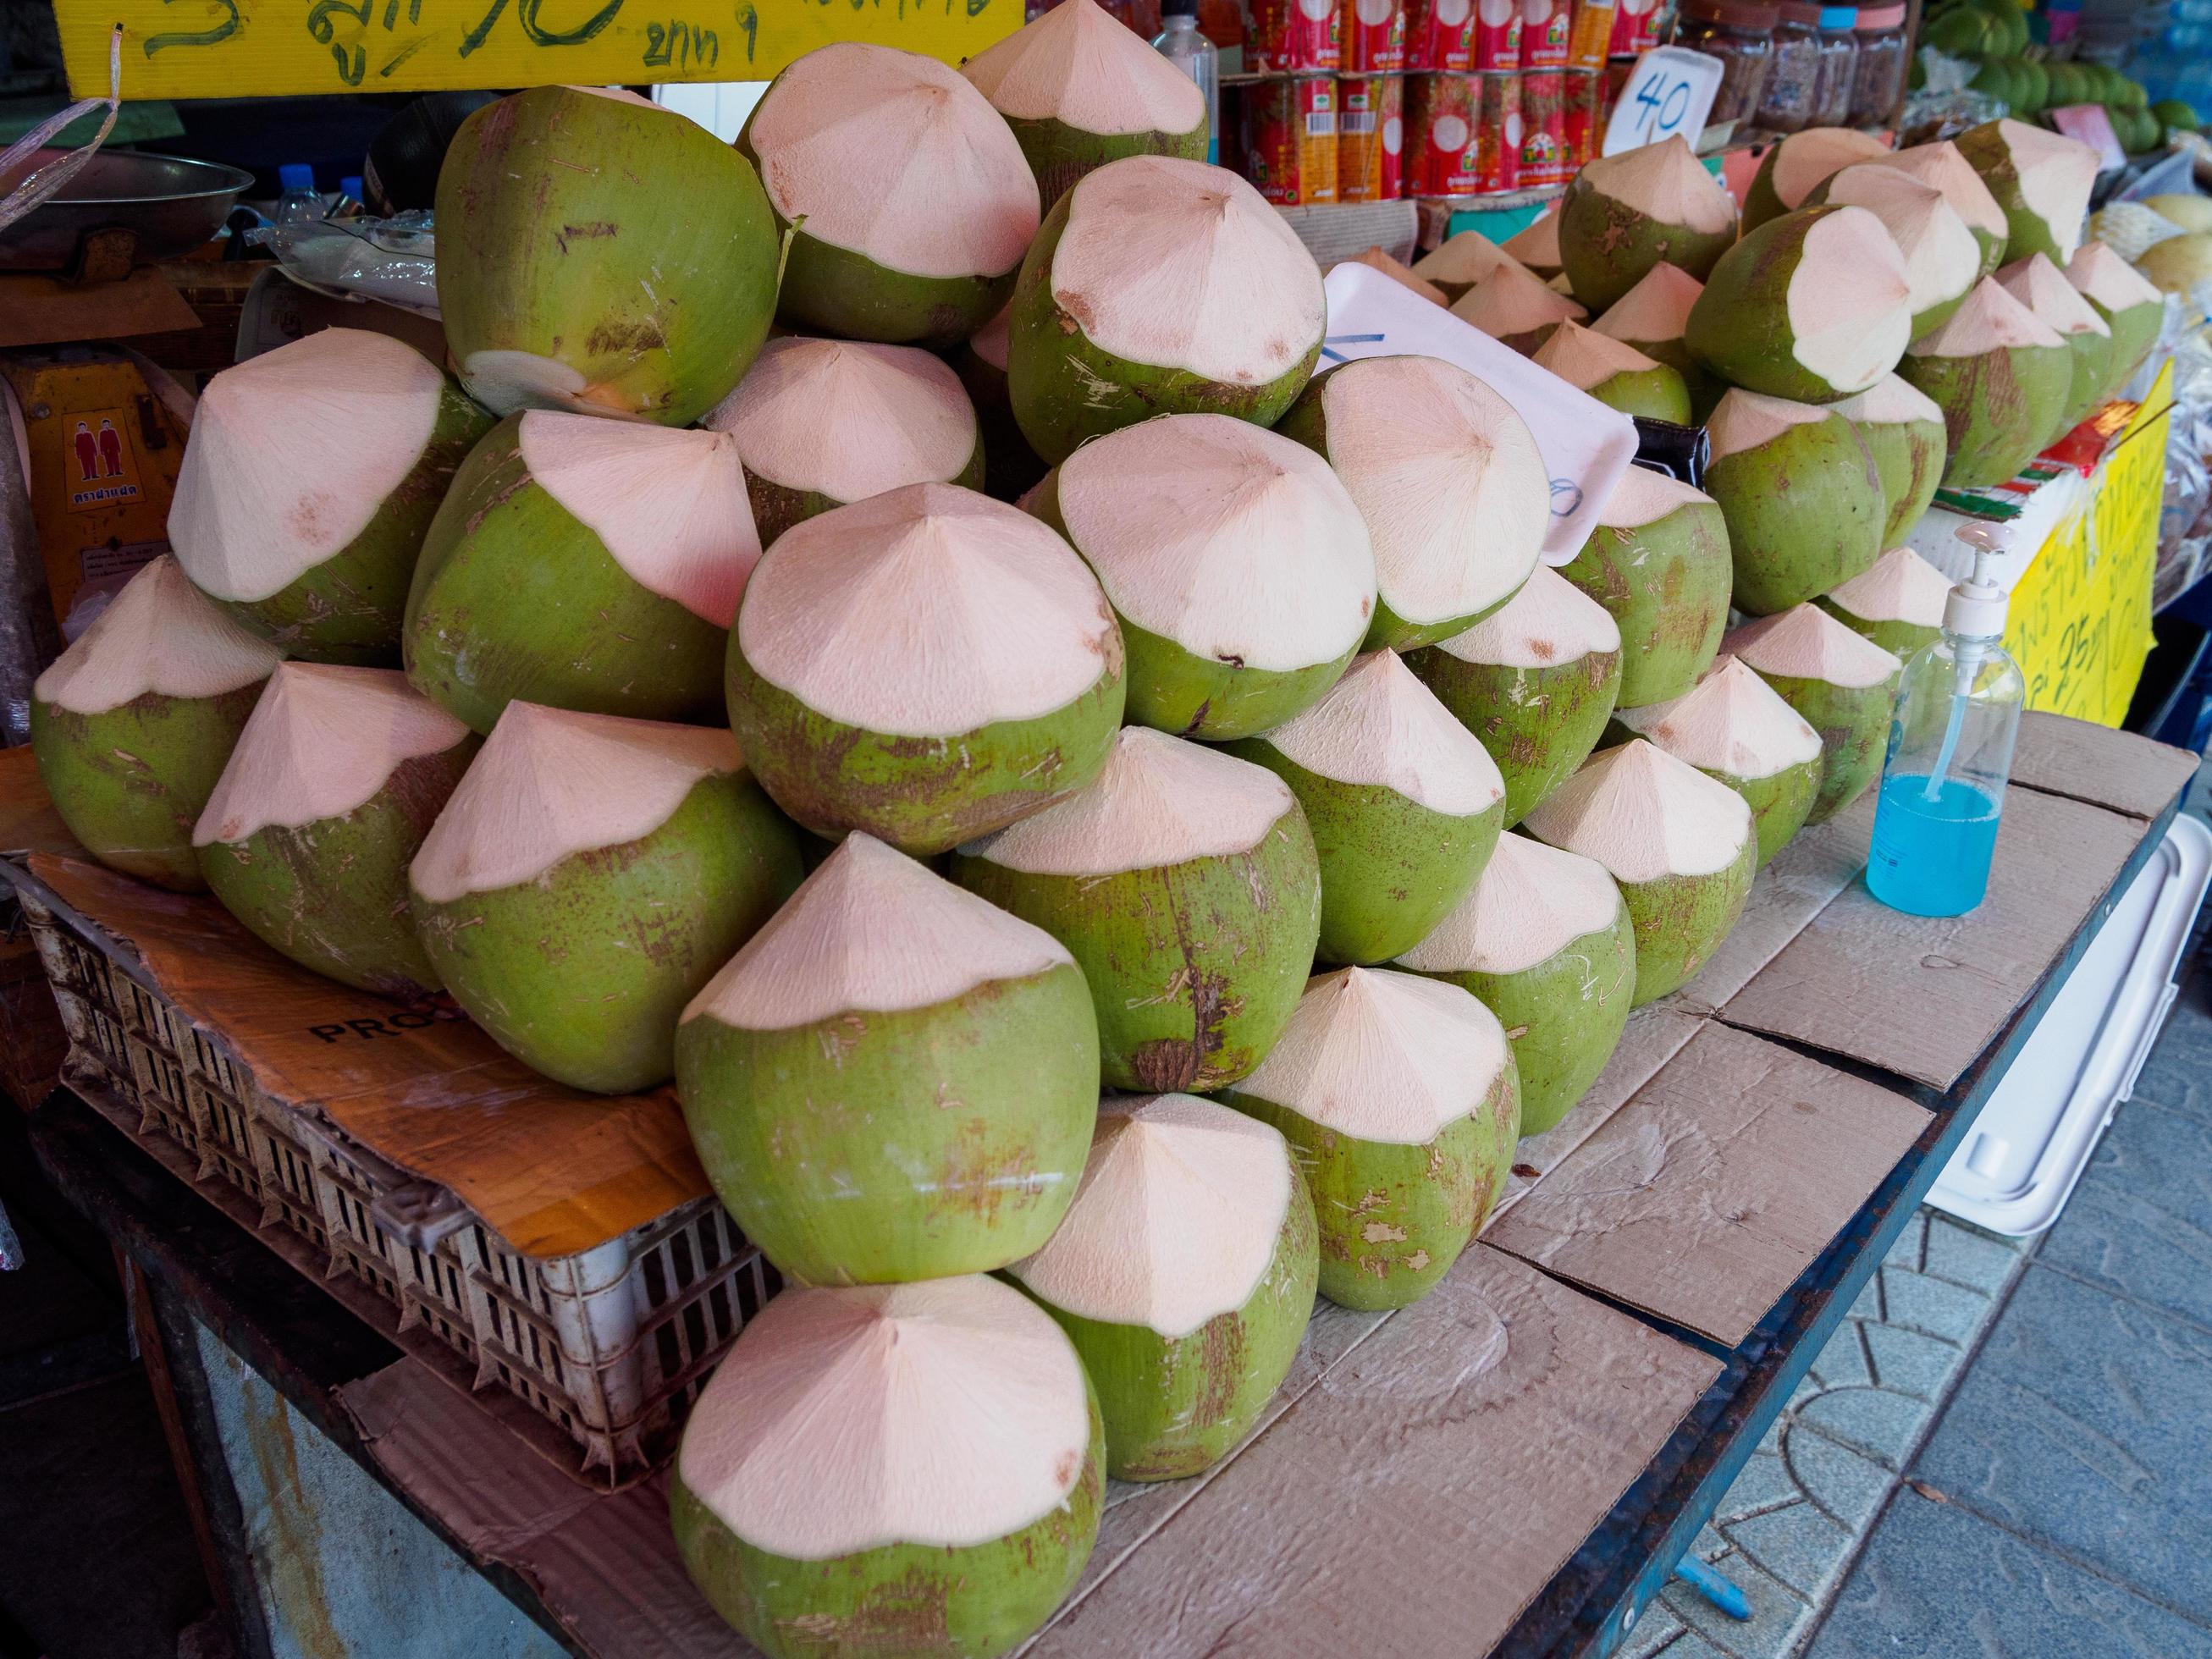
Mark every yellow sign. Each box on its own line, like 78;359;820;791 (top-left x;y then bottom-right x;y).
58;0;1016;101
2005;360;2174;728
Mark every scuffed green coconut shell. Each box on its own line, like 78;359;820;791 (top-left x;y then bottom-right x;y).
2066;242;2167;402
1810;163;1985;339
1898;277;2074;488
1560;464;1731;709
1725;606;1903;823
1590;262;1725;419
1531;321;1692;422
1829;375;1949;546
1702;389;1887;616
1743;128;1891;232
1954;118;2101;267
1863;141;2011;282
1814;545;1954;660
435;86;779;425
1558;135;1740;314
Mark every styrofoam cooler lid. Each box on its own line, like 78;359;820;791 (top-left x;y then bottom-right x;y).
1931;813;2212;1236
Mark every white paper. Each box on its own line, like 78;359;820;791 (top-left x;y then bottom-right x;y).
1602;47;1724;158
1321;263;1641;563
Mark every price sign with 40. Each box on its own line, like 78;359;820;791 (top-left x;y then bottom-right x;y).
1600;47;1725;157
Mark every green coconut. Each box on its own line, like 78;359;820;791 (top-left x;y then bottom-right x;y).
1829;374;1950;545
1007;155;1323;463
410;704;804;1093
955;303;1051;503
1027;414;1371;739
193;665;474;998
1223;967;1520;1309
1954;118;2102;267
1702;389;1888;616
167;329;490;665
1503;212;1564;282
1612;655;1825;867
949;727;1321;1094
1225;650;1506;967
1521;740;1757;1006
1724;605;1904;822
1404;566;1624;828
2066;241;2168;400
671;1276;1102;1659
1409;229;1527;304
1865;141;2012;279
1590;262;1725;419
1813;163;1985;337
703;337;984;547
1561;465;1731;709
1998;252;2116;434
1898;277;2074;488
30;556;280;892
960;0;1209;205
726;482;1124;857
1685;205;1915;404
1396;831;1635;1137
435;85;779;424
1743;128;1891;232
404;411;757;733
675;834;1095;1287
1448;257;1589;354
741;43;1041;347
1816;544;1955;659
1273;355;1547;651
1007;1094;1317;1478
1558;135;1740;314
1531;321;1693;422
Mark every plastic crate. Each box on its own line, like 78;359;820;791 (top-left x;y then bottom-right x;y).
16;886;781;1486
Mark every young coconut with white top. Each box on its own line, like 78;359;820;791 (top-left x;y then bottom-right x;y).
1559;464;1733;710
1502;212;1562;281
2066;241;2166;401
1811;163;1984;336
1724;605;1905;823
1409;229;1525;304
954;303;1049;503
1864;140;2012;278
1531;322;1693;423
1589;262;1723;416
1815;545;1955;659
1828;375;1950;546
1448;259;1587;353
1558;135;1740;313
1954;118;2100;266
1741;127;1891;231
1897;277;2073;488
1997;252;2115;434
1702;389;1888;615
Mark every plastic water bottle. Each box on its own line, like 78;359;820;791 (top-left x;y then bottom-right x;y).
274;163;323;224
1153;0;1220;165
1865;532;2026;918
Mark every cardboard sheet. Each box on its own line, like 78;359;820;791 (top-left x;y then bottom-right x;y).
0;266;201;349
0;746;81;858
20;853;710;1258
1483;1023;1931;1346
2011;711;2199;822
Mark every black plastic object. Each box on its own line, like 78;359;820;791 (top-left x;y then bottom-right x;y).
362;91;502;216
1631;417;1710;490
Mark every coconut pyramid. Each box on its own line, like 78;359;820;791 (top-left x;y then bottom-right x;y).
27;32;2110;1651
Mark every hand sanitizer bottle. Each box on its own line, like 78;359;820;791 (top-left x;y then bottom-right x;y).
1865;529;2026;918
1153;0;1220;164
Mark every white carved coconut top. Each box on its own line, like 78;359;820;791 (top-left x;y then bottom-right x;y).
1772;127;1890;209
961;0;1204;135
1614;655;1823;781
1502;211;1560;270
1985;119;2099;263
1705;389;1835;463
748;42;1040;280
736;482;1117;736
519;411;758;627
1873;141;2009;239
1410;229;1522;288
1533;321;1666;389
34;554;280;715
1051;156;1325;386
169;328;445;604
1997;252;2111;342
1338;246;1448;306
1235;966;1509;1144
1725;604;1903;690
1260;650;1504;816
1591;262;1703;345
1448;260;1586;339
1784;207;1913;396
1582;134;1737;234
410;703;740;903
968;301;1012;372
1521;739;1753;882
1825;545;1953;627
1424;564;1620;671
682;833;1070;1031
1009;1094;1294;1338
1594;463;1713;531
678;1276;1092;1558
1313;356;1547;628
962;725;1294;876
194;664;469;846
1398;830;1624;977
1823;166;1982;321
1908;276;2066;359
1831;373;1944;429
2066;240;2164;313
1056;413;1375;670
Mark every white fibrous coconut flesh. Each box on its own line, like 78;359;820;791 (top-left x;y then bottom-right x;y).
963;725;1292;876
738;482;1117;738
33;554;281;715
960;0;1205;137
1823;166;1983;320
1262;650;1504;813
1824;545;1953;628
1056;414;1374;671
681;832;1070;1032
749;43;1040;281
1052;157;1323;383
168;329;444;604
1725;604;1903;689
1532;321;1669;390
1830;372;1945;431
1588;136;1737;234
1336;246;1448;306
1990;120;2100;263
1997;253;2111;344
1412;230;1525;289
1874;142;2010;245
1448;259;1587;340
1520;739;1753;882
2066;240;2165;313
194;664;469;846
1773;128;1891;212
1009;1094;1293;1337
1911;277;2066;360
1613;656;1823;780
1397;831;1622;977
519;411;759;626
1311;357;1544;629
1784;207;1914;394
1502;212;1560;273
969;303;1012;372
1236;966;1509;1144
1591;262;1705;344
411;702;740;903
704;337;979;504
677;1276;1091;1557
1705;387;1836;464
1597;460;1716;529
1427;564;1621;670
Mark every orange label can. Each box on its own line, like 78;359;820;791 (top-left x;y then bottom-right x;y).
1566;0;1618;65
1338;74;1407;199
1562;66;1602;169
1243;76;1342;203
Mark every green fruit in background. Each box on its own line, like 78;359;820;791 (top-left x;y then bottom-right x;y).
2154;99;2200;133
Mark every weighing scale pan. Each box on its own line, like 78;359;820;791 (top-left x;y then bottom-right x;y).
0;149;254;272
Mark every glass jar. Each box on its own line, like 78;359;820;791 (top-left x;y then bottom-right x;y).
1849;2;1908;124
1755;1;1823;131
1678;0;1779;125
1812;4;1860;125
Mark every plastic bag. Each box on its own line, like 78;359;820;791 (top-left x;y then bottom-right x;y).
262;212;440;317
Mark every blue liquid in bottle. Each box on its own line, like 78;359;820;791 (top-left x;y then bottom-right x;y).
1867;773;2003;916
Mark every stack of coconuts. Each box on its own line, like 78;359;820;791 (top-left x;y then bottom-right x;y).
23;14;2145;1646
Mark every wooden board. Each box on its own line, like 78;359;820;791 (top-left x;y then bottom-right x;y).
2011;710;2200;822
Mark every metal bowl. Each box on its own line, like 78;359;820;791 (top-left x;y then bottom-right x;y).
0;149;256;272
